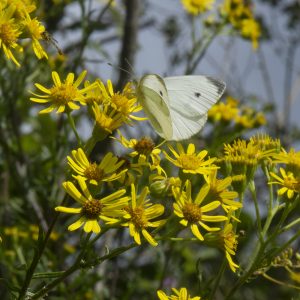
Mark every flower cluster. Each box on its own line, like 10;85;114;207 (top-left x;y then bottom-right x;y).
219;0;262;49
30;71;144;143
0;1;49;67
157;287;201;300
181;0;215;15
270;148;300;200
208;96;266;129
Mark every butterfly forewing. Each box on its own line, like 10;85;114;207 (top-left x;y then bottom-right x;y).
137;75;173;140
163;75;225;140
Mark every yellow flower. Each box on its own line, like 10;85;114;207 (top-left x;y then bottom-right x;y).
172;180;227;241
67;148;126;185
114;132;165;175
30;70;95;114
269;168;300;199
272;148;300;176
122;184;166;246
220;0;252;27
84;79;105;105
223;138;275;179
222;223;239;272
157;287;201;300
240;18;261;50
92;102;125;135
181;0;214;15
250;133;281;153
164;143;217;175
22;14;48;59
220;0;261;49
208;96;239;123
204;170;242;213
6;0;36;18
0;4;23;67
55;177;129;233
99;80;144;123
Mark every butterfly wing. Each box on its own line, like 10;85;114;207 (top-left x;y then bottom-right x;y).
164;75;226;140
137;74;173;140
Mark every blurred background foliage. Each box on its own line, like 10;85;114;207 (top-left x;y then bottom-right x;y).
0;0;300;299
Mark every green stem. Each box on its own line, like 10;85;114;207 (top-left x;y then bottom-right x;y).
31;243;136;299
225;176;280;299
270;229;300;258
185;23;225;75
249;180;262;240
67;112;82;146
30;233;92;299
208;258;227;300
17;196;67;300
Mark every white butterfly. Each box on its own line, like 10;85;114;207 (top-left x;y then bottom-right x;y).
136;74;226;141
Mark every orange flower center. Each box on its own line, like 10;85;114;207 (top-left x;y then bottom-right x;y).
82;199;103;219
111;94;131;114
84;163;104;182
182;202;202;223
134;137;155;156
0;23;18;46
178;154;202;170
50;84;78;105
125;206;147;228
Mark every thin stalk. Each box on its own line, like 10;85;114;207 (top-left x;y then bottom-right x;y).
185;23;225;75
225;177;280;299
17;195;67;300
208;258;227;300
30;233;92;299
249;180;262;239
67;112;82;146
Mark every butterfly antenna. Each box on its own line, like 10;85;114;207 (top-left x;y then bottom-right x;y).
124;58;135;78
107;62;135;81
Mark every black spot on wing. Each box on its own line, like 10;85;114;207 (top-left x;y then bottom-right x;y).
159;90;163;96
195;92;201;98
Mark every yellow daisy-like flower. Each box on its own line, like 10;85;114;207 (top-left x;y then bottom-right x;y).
114;132;165;175
84;79;105;105
99;80;144;123
240;18;261;50
164;143;217;175
208;96;239;123
122;184;166;246
22;14;48;59
220;0;252;27
172;180;227;241
157;287;201;300
272;148;300;176
6;0;36;18
221;223;239;272
55;177;129;234
203;170;241;213
223;138;276;179
92;102;125;135
30;70;95;114
67;148;127;185
269;168;300;199
181;0;214;15
0;4;23;67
